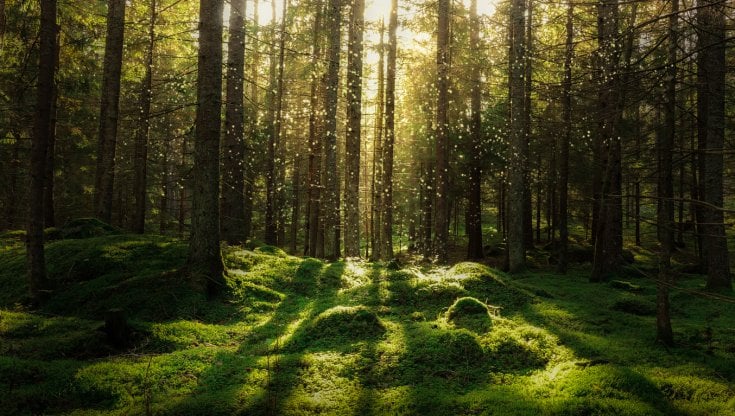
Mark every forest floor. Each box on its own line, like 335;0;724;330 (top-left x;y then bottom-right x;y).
1;225;734;415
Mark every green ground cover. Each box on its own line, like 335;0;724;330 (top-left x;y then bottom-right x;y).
0;232;733;415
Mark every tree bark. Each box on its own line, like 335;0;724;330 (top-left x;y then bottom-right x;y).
27;0;57;303
244;0;259;241
274;0;289;246
307;0;324;257
322;0;342;260
698;0;731;290
557;3;573;274
44;27;60;228
507;0;526;273
656;0;677;347
434;0;450;263
132;0;156;234
94;0;126;224
381;0;398;261
221;0;247;244
466;0;483;260
344;0;364;257
188;0;226;295
369;20;385;261
590;0;622;283
522;0;534;250
265;0;279;245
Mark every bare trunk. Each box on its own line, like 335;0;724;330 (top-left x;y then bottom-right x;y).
221;0;247;243
264;0;279;245
557;3;573;274
507;0;526;272
466;0;483;260
381;0;397;260
434;0;450;263
307;0;324;257
188;0;226;295
243;0;259;241
94;0;126;223
27;0;57;303
369;21;385;261
344;0;364;257
132;0;156;234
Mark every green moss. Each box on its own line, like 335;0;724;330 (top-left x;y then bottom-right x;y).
308;305;386;342
446;297;493;333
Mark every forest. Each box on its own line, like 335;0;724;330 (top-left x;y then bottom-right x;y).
0;0;734;414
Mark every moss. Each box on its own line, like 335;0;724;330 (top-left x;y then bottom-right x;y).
308;305;386;342
611;298;657;316
446;297;493;332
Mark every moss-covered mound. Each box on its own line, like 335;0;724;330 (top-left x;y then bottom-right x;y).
400;325;486;382
446;297;493;332
445;262;530;310
53;218;121;240
309;305;386;341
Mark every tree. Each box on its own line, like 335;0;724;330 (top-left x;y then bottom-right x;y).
381;0;397;260
307;0;324;258
132;0;157;234
322;0;342;260
94;0;126;224
507;0;526;272
557;3;573;274
264;0;279;245
220;0;247;244
434;0;450;263
344;0;364;258
27;0;57;303
188;0;226;295
244;0;260;241
590;0;623;283
697;0;731;290
465;0;483;260
369;19;385;261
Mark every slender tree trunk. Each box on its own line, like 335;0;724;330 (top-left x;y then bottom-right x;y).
344;0;364;257
274;0;289;246
656;0;677;347
591;0;622;282
178;135;187;236
265;0;279;245
44;28;60;228
188;0;226;295
307;0;324;257
434;0;450;263
322;0;342;260
0;0;6;48
507;0;526;272
27;0;56;303
698;0;731;290
132;0;156;234
557;3;573;274
160;137;170;233
381;0;397;260
466;0;483;260
369;20;385;261
290;153;300;254
522;0;534;249
221;0;247;243
94;0;126;224
244;0;259;241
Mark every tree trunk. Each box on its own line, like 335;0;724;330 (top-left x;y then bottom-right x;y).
369;20;385;261
466;0;483;260
557;3;573;274
507;0;526;273
591;0;622;283
307;0;324;257
344;0;364;257
656;0;677;347
289;153;300;254
132;0;156;234
94;0;126;224
221;0;247;244
434;0;450;263
188;0;226;295
265;0;279;245
44;28;60;228
274;0;289;246
698;0;731;290
322;0;342;260
522;0;534;250
244;0;259;241
27;0;57;303
381;0;397;261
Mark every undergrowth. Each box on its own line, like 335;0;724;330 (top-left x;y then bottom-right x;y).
0;232;733;415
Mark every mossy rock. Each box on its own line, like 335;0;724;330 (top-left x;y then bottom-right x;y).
254;245;287;257
386;269;417;282
58;218;120;239
446;297;493;332
309;306;386;341
415;281;467;304
610;280;643;293
611;298;656;316
403;326;485;381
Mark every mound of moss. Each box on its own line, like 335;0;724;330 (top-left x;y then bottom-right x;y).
446;297;493;332
309;306;386;341
52;218;121;240
401;326;485;382
445;262;530;310
611;298;656;316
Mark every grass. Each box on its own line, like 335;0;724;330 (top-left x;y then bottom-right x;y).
0;231;734;415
